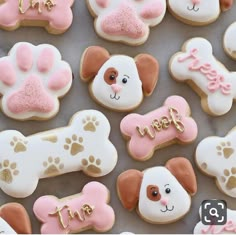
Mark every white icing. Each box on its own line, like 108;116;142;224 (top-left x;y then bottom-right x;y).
87;0;166;45
0;110;117;198
0;218;16;234
0;42;73;120
170;37;236;116
224;22;236;59
168;0;220;25
91;55;143;110
138;167;191;224
196;127;236;198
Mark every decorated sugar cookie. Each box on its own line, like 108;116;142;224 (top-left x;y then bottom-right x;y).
168;0;233;26
196;127;236;198
0;0;74;34
194;203;236;234
0;203;32;234
117;157;197;224
0;110;117;198
86;0;166;45
0;42;73;120
120;96;198;161
224;22;236;60
80;46;159;111
169;37;236;116
33;181;115;234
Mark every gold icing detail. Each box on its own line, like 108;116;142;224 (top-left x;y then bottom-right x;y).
201;162;207;170
64;135;84;156
222;168;236;190
216;141;234;159
42;135;58;143
0;160;19;184
49;204;94;229
10;136;27;153
43;157;64;176
136;107;185;139
81;156;102;174
83;116;99;132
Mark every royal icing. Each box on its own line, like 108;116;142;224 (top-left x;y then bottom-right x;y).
120;96;198;161
196;127;236;198
87;0;166;45
0;0;74;33
0;218;16;234
117;157;197;224
224;22;236;60
168;0;233;25
33;181;115;234
0;110;117;198
170;37;236;116
194;204;236;234
80;46;159;111
0;42;72;120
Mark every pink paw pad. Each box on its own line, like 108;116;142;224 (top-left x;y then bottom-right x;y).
33;182;115;234
140;0;165;19
120;96;198;161
16;44;33;72
96;0;110;8
0;61;16;86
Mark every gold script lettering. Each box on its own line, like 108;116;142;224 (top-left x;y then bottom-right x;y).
49;204;94;229
136;107;185;139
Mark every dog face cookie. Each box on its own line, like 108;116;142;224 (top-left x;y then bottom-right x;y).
194;203;236;234
0;203;32;234
120;96;198;161
196;127;236;198
0;0;74;34
224;22;236;60
0;42;73;120
117;157;197;224
0;110;117;198
87;0;166;45
169;37;236;116
168;0;233;26
33;181;115;234
80;46;159;111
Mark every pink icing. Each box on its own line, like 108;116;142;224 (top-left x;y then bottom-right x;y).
0;60;16;86
96;0;109;8
140;0;164;19
7;75;54;114
33;182;115;234
37;48;54;73
0;0;74;32
101;1;147;39
201;221;236;234
16;44;33;71
178;48;231;95
48;69;72;90
120;96;198;160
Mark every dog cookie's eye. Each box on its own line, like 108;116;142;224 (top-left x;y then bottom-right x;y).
110;74;116;80
104;67;118;85
147;185;161;201
165;188;171;194
122;78;128;84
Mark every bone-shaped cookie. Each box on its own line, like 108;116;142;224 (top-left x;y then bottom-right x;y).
0;0;74;34
196;127;236;198
169;37;236;116
0;110;117;198
120;96;198;161
33;181;115;234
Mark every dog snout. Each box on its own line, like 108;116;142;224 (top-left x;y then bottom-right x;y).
111;84;122;93
191;0;200;5
160;197;168;206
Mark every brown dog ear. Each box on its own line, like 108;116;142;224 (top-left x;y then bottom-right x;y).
117;169;143;211
80;46;110;82
0;203;32;234
220;0;233;11
165;157;197;196
135;54;159;96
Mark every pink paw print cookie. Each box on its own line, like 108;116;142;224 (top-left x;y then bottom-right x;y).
33;181;115;234
0;0;74;34
0;42;73;120
120;96;198;161
87;0;166;45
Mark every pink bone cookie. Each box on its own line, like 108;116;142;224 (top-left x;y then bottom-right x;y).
33;182;115;234
0;0;74;34
120;96;198;161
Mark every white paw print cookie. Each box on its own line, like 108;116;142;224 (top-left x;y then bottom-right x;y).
224;22;236;60
0;110;117;198
169;37;236;116
168;0;233;26
0;42;73;120
87;0;166;45
196;127;236;198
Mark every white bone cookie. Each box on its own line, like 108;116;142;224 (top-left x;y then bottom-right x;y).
0;110;117;198
196;127;236;198
169;37;236;116
224;22;236;60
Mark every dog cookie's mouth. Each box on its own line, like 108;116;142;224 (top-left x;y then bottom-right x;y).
160;205;174;213
187;4;199;12
110;93;120;100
